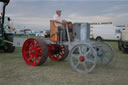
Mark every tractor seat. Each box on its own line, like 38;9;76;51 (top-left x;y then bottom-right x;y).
50;20;60;42
50;20;73;42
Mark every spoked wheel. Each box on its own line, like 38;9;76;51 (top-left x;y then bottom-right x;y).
96;42;114;65
48;45;69;61
22;38;48;66
69;44;97;73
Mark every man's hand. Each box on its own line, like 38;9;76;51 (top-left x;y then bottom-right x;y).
62;20;71;24
54;20;63;24
54;20;71;25
62;20;67;23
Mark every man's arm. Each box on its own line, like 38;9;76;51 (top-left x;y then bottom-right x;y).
62;20;67;23
54;20;63;24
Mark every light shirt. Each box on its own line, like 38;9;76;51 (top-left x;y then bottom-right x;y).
53;14;63;27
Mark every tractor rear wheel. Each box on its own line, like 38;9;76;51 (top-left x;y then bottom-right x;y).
4;34;15;53
22;38;48;66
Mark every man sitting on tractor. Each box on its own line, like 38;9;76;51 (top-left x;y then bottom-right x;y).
53;10;68;41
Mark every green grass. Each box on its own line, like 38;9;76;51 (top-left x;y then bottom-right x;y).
0;41;128;85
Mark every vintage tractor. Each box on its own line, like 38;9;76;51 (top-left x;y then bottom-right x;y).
21;20;114;73
0;0;15;53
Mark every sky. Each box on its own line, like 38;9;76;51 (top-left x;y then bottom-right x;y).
1;0;128;31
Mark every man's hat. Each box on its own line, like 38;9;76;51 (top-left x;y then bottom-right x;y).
56;10;62;12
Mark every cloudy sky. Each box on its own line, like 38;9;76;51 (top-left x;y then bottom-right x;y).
2;0;128;30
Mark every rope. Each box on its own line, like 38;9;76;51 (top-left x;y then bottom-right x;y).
3;40;13;44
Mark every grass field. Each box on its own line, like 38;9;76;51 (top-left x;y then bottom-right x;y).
0;41;128;85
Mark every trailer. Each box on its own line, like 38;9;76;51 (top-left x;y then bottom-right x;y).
118;24;128;53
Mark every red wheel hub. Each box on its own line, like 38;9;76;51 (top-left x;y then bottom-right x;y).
22;38;43;66
80;56;85;62
48;44;65;61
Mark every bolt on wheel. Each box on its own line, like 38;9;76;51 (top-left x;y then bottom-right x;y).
69;44;97;73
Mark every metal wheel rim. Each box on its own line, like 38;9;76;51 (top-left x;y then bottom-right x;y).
97;42;114;65
48;45;65;61
22;38;43;66
69;44;97;73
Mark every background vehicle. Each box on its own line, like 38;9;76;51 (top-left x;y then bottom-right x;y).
118;24;128;53
92;25;121;41
35;30;49;38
